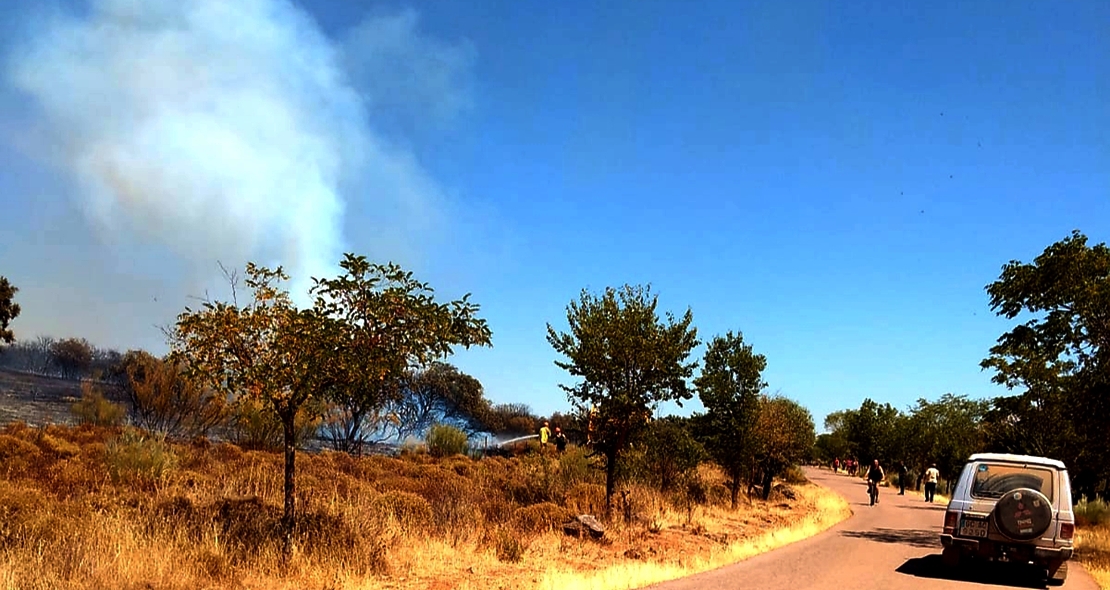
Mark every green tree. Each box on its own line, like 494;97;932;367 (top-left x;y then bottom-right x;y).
813;432;850;466
0;276;20;349
171;263;338;561
694;330;766;508
632;416;707;493
310;254;492;453
843;398;901;466
547;284;699;517
752;394;816;499
50;337;94;380
981;230;1110;499
905;393;989;483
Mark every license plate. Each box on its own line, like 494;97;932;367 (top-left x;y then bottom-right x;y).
960;517;989;538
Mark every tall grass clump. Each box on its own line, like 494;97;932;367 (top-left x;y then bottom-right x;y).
105;427;178;485
426;424;469;458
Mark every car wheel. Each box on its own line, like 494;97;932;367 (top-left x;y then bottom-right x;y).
1047;561;1068;586
990;487;1053;541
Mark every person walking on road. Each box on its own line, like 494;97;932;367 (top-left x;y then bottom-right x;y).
898;461;908;495
924;463;940;502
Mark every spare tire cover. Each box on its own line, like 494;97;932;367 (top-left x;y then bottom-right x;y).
991;488;1053;541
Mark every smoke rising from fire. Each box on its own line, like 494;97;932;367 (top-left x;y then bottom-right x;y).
5;0;470;306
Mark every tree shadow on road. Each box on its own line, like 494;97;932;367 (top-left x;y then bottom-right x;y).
897;554;1048;589
841;528;940;548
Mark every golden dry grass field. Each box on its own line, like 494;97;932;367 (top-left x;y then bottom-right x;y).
0;418;850;590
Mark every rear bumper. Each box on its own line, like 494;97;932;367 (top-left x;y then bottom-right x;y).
940;534;1073;562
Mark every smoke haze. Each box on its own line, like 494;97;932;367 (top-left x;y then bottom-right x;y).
1;0;475;350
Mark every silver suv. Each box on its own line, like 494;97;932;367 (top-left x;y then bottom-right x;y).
941;453;1075;585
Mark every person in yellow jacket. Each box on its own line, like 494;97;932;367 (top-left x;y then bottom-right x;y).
539;421;551;448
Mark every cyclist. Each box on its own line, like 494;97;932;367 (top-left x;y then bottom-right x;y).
867;459;885;504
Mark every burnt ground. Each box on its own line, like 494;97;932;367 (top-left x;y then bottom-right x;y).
0;368;99;427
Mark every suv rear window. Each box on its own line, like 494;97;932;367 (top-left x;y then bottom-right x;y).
971;463;1055;501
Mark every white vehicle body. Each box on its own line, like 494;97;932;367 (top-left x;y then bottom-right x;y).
941;453;1075;585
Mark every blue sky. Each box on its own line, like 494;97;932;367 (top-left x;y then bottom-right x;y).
1;0;1107;428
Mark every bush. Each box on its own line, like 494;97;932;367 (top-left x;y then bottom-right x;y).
122;352;229;439
512;502;573;533
105;428;178;485
1076;496;1109;527
0;434;42;478
495;528;525;563
565;483;606;516
371;491;434;533
35;432;81;459
782;465;809;485
70;383;126;427
426;424;469;458
557;446;595;488
228;397;318;451
625;418;707;493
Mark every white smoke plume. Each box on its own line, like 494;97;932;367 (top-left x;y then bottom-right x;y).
5;0;468;307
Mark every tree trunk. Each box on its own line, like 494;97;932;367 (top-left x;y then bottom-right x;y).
281;412;297;564
346;406;365;456
761;468;774;501
604;448;617;520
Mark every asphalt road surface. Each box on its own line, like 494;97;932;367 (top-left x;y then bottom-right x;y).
650;467;1100;590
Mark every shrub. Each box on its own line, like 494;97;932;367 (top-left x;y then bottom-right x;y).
122;351;229;439
495;528;525;563
105;428;178;485
211;496;281;561
371;491;434;533
565;483;606;516
557;446;595;488
637;418;707;493
512;502;573;533
228;397;318;451
1076;496;1109;527
426;424;469;458
35;432;81;459
0;434;43;478
70;382;126;427
782;465;809;485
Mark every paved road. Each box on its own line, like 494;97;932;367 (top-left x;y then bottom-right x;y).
650;467;1099;590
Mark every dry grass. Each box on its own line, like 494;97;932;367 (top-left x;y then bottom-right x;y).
1076;525;1110;589
1076;497;1110;590
0;422;850;590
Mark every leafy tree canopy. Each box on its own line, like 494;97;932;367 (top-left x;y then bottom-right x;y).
0;276;21;348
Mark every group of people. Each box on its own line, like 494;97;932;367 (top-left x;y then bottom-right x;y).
834;457;942;503
538;421;568;453
832;457;860;476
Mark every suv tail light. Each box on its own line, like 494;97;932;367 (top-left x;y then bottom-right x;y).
1060;523;1075;540
944;511;958;534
